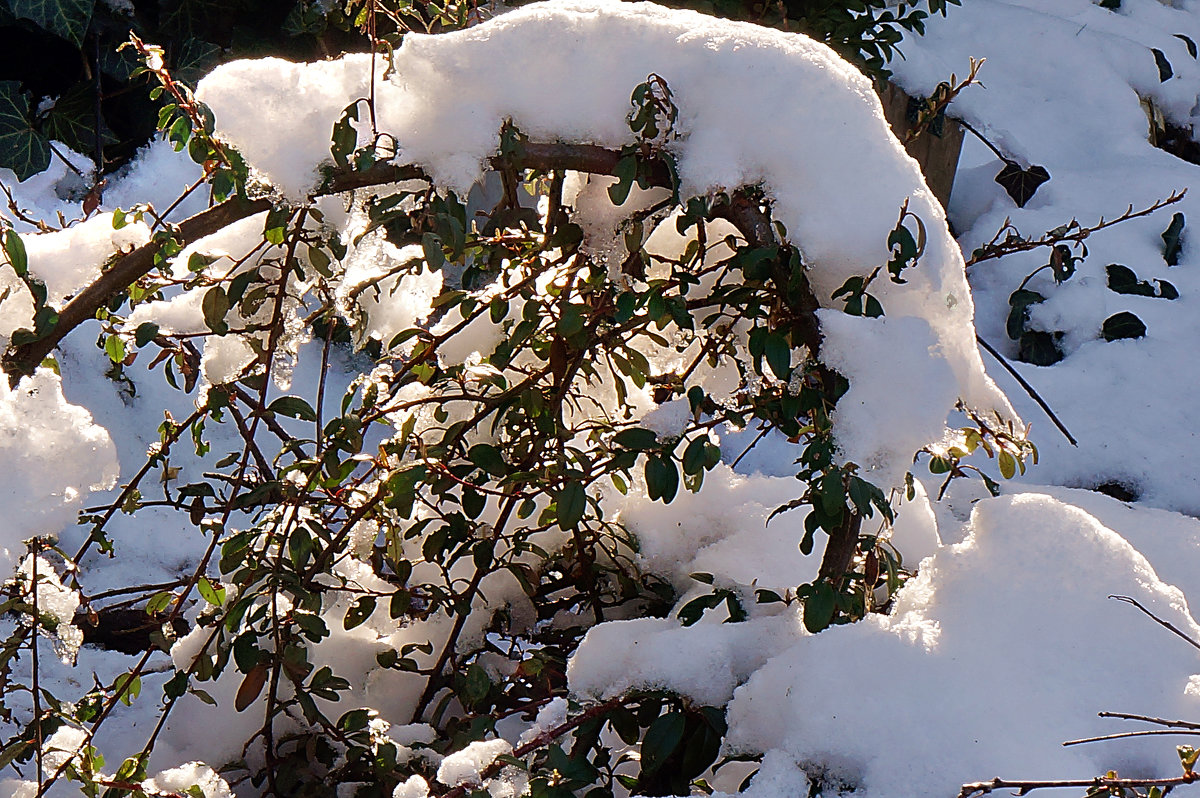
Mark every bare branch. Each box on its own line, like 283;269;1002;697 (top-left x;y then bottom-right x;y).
960;775;1196;798
966;190;1187;269
1110;594;1200;653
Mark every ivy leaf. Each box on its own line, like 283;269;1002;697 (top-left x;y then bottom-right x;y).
9;0;95;46
994;160;1050;208
0;81;50;181
1006;289;1045;340
1152;48;1174;82
1102;311;1147;341
41;82;115;156
1018;330;1064;366
1106;264;1155;297
1162;212;1184;266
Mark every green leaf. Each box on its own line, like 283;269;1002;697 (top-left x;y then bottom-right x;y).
640;711;686;774
1006;289;1045;340
763;331;791;380
614;427;658;451
1162;212;1185;266
467;443;506;477
1153;47;1174;82
134;322;160;348
4;229;27;277
41;81;115;155
645;455;678;503
997;450;1016;480
1101;311;1146;341
0;81;50;181
1017;330;1064;366
197;576;225;606
201;286;229;334
1106;264;1155;297
803;581;836;633
104;334;126;364
344;596;376;630
557;481;586;529
145;591;173;615
462;663;491;706
268;396;317;421
422;232;445;271
608;155;637;205
9;0;95;46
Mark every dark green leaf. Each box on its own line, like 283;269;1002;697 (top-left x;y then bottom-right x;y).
268;396;317;421
763;331;791;380
608;155;637;205
0;81;50;181
467;443;506;477
994;161;1050;208
1176;34;1198;59
1006;289;1045;340
1153;48;1174;82
462;664;491;705
640;711;686;774
557;481;586;529
614;427;657;451
1162;212;1184;266
4;229;27;277
134;322;160;348
1018;330;1064;366
1101;311;1146;341
803;581;836;633
645;455;678;503
1106;264;1155;297
344;596;376;630
9;0;94;46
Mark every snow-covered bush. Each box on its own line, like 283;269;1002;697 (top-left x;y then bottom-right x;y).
0;1;1046;796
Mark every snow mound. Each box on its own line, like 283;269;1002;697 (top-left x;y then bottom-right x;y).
724;493;1200;796
198;0;1016;489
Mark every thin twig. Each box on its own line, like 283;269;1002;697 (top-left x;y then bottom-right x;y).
1098;712;1200;730
976;335;1077;446
966;190;1187;268
1110;594;1200;652
1063;729;1200;746
960;775;1196;797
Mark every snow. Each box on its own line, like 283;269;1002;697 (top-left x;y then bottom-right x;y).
23;212;150;305
8;0;1200;796
435;737;512;787
198;0;1016;491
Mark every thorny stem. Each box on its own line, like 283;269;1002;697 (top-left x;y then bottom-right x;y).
965;190;1187;268
959;775;1196;797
